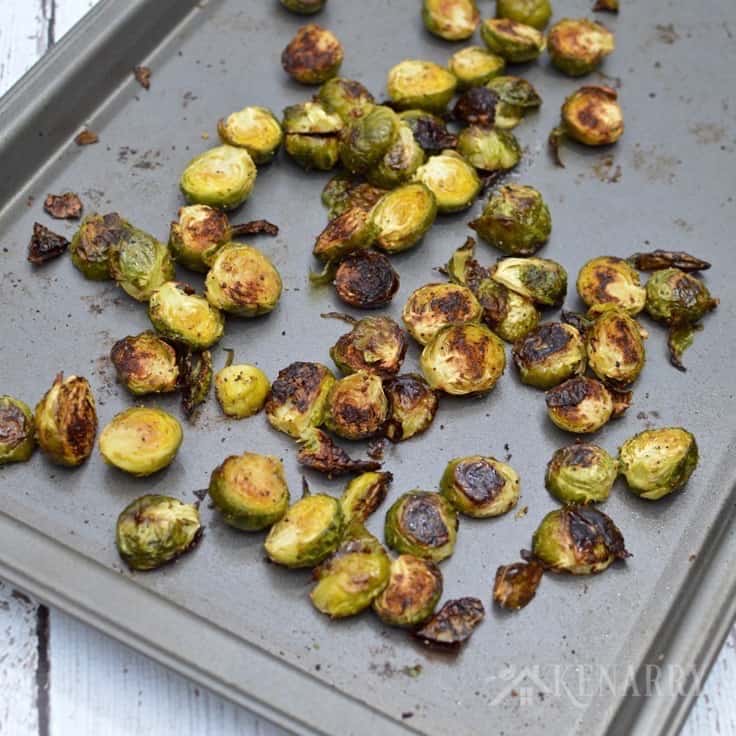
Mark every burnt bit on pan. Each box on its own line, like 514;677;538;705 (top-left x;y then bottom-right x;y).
133;66;152;90
413;597;485;649
334;250;399;308
493;560;543;610
43;192;83;220
75;129;99;146
27;223;69;264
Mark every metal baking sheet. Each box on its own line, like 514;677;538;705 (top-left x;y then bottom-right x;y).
1;1;735;734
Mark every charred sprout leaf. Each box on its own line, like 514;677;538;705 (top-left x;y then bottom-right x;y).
0;396;36;465
340;471;392;524
321;175;387;220
383;373;439;443
280;0;326;13
492;257;567;308
370;183;437;254
577;256;646;315
668;322;701;372
110;332;180;396
440;456;520;517
180;349;213;419
413;597;484;649
75;129;98;145
282;101;343;171
402;283;482;345
593;0;619;13
586;308;646;388
133;65;152;89
116;495;201;571
546;376;614;434
43;192;82;220
387;60;457;113
297;427;381;477
610;388;633;418
109;227;175;302
457;127;521;173
496;0;552;29
281;24;343;85
27;223;69;264
217;106;283;164
422;0;480;41
340;105;401;174
627;250;711;273
399;110;458;155
69;211;128;277
317;77;375;124
313;206;376;263
231;219;279;237
453;87;498;127
325;371;389;440
481;18;546;62
214;364;270;418
548;125;565;167
547;19;615;77
334;250;400;309
413;150;481;213
493;561;543;610
449;47;506;90
645;268;718;327
366;123;425;189
545;442;619;504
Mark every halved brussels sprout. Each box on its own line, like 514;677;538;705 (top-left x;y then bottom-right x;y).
264;492;344;568
492;257;568;307
340;471;392;524
116;495;201;571
333;250;400;308
370;183;437;254
387;60;458;113
385;491;458;563
180;145;257;210
577;256;646;315
217;106;283;164
0;396;35;465
70;212;130;280
99;407;182;477
453;87;498;128
313;206;376;263
35;374;97;467
546;376;613;434
110;332;179;396
148;281;224;349
413;597;485;648
280;0;325;13
481;18;546;62
281;24;343;85
282;101;343;170
548;18;615;77
402;283;482;346
214;364;270;418
545;442;619;504
457;127;521;173
169;205;229;273
366;123;425;189
398;110;458;155
413;150;481;213
325;371;388;440
532;505;629;574
383;373;439;442
449;46;506;89
109;227;175;302
321;175;387;220
440;456;520;517
486;75;542;129
586;308;646;388
316;77;375;123
493;561;543;610
618;427;698;500
204;243;282;317
421;323;506;395
209;452;290;530
422;0;480;41
265;361;335;438
512;322;586;389
645;269;718;325
496;0;552;29
339;105;401;175
373;554;443;627
297;427;381;476
471;184;551;255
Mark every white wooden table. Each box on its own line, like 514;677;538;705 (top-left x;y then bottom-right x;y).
0;2;733;735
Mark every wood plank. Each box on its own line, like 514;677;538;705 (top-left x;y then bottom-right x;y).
0;1;52;96
54;0;99;40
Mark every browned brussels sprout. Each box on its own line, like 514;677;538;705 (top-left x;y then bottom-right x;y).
298;428;381;476
70;212;130;281
316;77;375;124
0;396;35;465
312;206;376;263
414;597;484;649
325;372;389;440
512;322;586;389
422;0;480;41
545;442;619;504
383;374;439;443
440;456;520;517
334;251;400;309
282;101;343;170
481;18;546;62
281;24;343;85
486;75;542;129
109;227;175;302
496;0;552;29
340;471;393;524
449;47;506;90
370;183;437;254
453;87;498;127
457;127;522;173
280;0;326;13
493;561;543;610
387;60;458;112
366;123;425;189
321;175;387;220
398;110;458;155
492;257;568;308
110;332;179;396
577;256;646;315
168;205;229;273
547;18;615;77
546;376;614;434
217;106;283;164
586;308;646;388
340;105;401;175
214;364;270;419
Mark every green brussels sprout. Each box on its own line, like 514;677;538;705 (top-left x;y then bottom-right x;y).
486;75;542;129
481;18;546;62
316;77;375;123
386;60;458;113
265;362;335;438
312;207;376;263
618;427;698;500
413;597;485;648
35;374;97;467
217;106;283;164
340;471;393;524
456;127;521;173
148;281;224;350
282;101;343;171
496;0;552;29
297;427;381;476
531;505;629;574
214;364;270;418
110;332;179;396
168;205;229;273
402;283;482;345
492;256;568;307
70;212;131;280
339;105;401;175
180;145;257;210
373;554;443;627
281;24;343;86
369;183;437;254
545;442;619;504
470;184;551;255
204;243;282;317
449;46;506;89
99;408;182;477
413;151;481;213
325;371;388;440
385;491;458;563
421;323;506;395
332;250;400;308
383;373;439;443
645;269;718;326
548;18;615;77
586;308;646;388
577;256;646;315
280;0;326;14
116;495;201;571
398;110;458;155
0;396;35;465
366;123;425;189
493;560;543;610
209;452;290;530
546;376;614;434
440;456;520;517
264;492;344;568
321;175;387;220
512;322;586;389
422;0;480;41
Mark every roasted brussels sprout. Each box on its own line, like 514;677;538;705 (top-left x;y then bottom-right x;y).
373;554;443;627
440;456;520;517
265;361;335;438
340;471;392;523
325;371;388;440
387;60;458;113
413;150;481;213
449;46;506;89
99;408;182;477
512;322;586;389
398;110;458;155
456;127;521;173
264;492;344;568
645;269;718;326
333;250;400;309
577;256;646;315
471;184;551;255
35;374;97;467
496;0;552;29
70;212;130;280
370;183;437;254
586;308;646;388
545;442;619;504
546;376;614;434
366;123;425;189
116;495;201;571
281;24;343;85
217;106;283;164
148;281;224;350
321;175;387;220
492;257;568;308
168;205;229;273
413;597;484;649
618;428;698;500
110;332;179;396
493;560;543;610
180;145;257;210
313;206;376;263
453;87;498;127
0;396;35;465
209;452;289;530
383;374;439;443
297;428;381;476
421;323;506;395
486;74;542;129
532;505;629;574
422;0;480;41
316;77;375;123
339;105;401;175
204;243;282;317
481;18;546;62
548;18;615;77
109;227;175;302
385;491;458;563
280;0;325;14
214;363;270;418
282;101;343;171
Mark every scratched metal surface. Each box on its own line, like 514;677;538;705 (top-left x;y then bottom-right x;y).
0;0;735;734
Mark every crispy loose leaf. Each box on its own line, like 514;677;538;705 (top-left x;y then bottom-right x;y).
548;126;565;167
493;561;543;611
668;322;702;372
230;219;279;237
180;349;213;419
43;192;83;220
413;597;485;650
593;0;619;12
610;388;634;418
627;250;711;272
75;129;99;145
297;428;381;477
27;223;69;264
133;65;152;90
